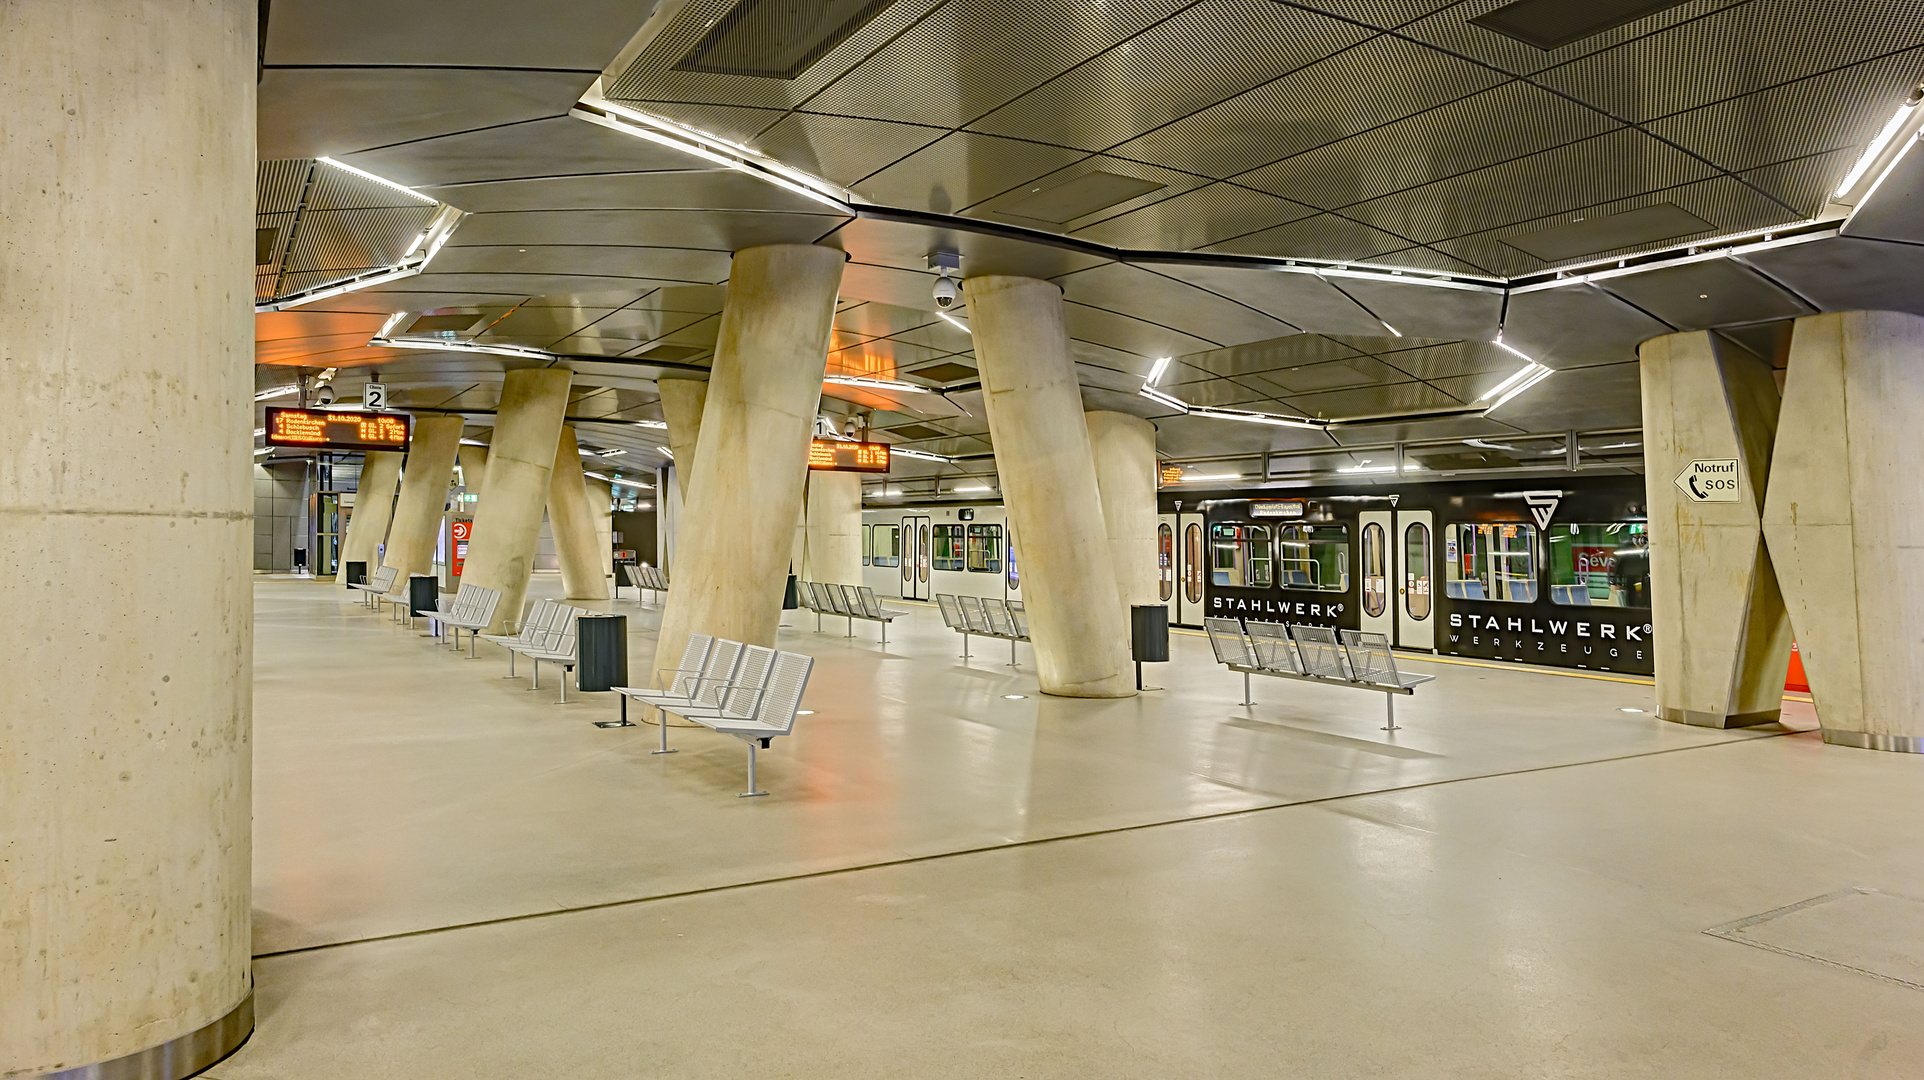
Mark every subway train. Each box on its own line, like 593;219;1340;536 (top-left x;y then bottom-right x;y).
1162;475;1653;675
862;474;1651;676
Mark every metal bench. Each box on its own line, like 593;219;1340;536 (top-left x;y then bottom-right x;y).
481;600;560;679
663;648;815;798
1204;617;1433;731
348;564;398;607
948;594;1029;666
505;605;582;701
622;563;669;605
425;584;501;656
614;635;743;755
841;584;908;645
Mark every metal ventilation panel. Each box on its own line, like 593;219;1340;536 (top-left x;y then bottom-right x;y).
407;314;484;333
1501;203;1714;261
1469;0;1694;51
995;171;1167;224
675;0;900;80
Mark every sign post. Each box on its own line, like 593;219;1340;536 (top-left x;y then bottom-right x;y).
1673;459;1741;503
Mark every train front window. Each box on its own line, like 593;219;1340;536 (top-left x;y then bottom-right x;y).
1209;524;1272;587
1272;524;1349;592
933;524;964;571
1547;522;1650;607
966;524;1002;573
1444;523;1537;603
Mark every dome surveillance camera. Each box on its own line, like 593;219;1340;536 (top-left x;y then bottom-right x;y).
313;384;336;406
933;273;959;309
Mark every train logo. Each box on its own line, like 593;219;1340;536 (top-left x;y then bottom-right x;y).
1522;490;1561;530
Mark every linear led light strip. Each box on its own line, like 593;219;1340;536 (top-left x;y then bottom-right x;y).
571;87;852;213
583;470;652;491
256;202;464;312
891;447;954;463
1836;83;1924;202
1140;345;1552;422
367;335;556;361
825;375;929;394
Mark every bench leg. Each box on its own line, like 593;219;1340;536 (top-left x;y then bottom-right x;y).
505;649;516;679
960;632;969;659
738;740;768;798
469;631;478;659
1241;671;1254;707
558;666;569;704
1383;694;1397;732
1008;637;1017;668
881;621;887;647
652;702;677;755
531;660;539;690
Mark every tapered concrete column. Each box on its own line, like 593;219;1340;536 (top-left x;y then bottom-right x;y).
803;471;864;584
658;376;708;503
547;426;608;601
0;1;256;1074
1763;311;1924;751
966;276;1134;698
655;245;842;675
382;415;464;590
339;450;402;590
1639;330;1791;727
1086;410;1160;610
587;478;614;581
458;443;490;504
461;368;572;632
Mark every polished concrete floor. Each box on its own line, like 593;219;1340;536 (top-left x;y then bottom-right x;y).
217;577;1924;1077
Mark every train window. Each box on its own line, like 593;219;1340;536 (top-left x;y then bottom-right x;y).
1210;524;1273;587
873;524;900;568
1547;523;1650;607
932;524;965;571
966;524;1002;573
1183;523;1203;604
1444;523;1537;602
1404;522;1432;620
862;525;870;566
1158;523;1173;602
1361;522;1387;616
1273;523;1349;592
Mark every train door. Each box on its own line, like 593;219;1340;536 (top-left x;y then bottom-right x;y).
901;514;931;600
1359;511;1393;639
1396;509;1435;651
1159;511;1206;626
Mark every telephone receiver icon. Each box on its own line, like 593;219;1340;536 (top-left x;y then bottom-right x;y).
1688;474;1708;499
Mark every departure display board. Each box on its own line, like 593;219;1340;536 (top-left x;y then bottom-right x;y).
265;407;411;452
808;438;890;473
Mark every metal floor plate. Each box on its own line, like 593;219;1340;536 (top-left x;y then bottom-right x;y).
1706;888;1924;992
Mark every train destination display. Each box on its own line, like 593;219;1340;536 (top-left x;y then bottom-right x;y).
265;407;411;452
809;438;890;473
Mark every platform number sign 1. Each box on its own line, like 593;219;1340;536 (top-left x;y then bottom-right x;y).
1673;459;1741;503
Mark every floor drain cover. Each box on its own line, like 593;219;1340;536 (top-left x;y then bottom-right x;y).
1705;888;1924;991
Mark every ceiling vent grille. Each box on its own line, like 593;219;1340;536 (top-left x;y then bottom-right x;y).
1500;203;1713;261
675;0;900;80
1470;0;1692;50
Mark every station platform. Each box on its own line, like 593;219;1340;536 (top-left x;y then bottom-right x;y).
230;578;1924;1078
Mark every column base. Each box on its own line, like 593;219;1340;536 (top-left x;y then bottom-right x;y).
1820;729;1924;754
1659;707;1780;728
33;991;253;1080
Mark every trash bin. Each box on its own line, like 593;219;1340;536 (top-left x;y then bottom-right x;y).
783;573;799;610
407;574;439;622
1130;604;1169;691
343;560;367;587
576;614;628;693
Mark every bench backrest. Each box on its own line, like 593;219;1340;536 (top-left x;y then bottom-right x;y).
1288;624;1351;680
752;651;814;735
809;582;832;612
824;584;852;616
854;585;890;619
1007;604;1029;639
1204;617;1255;667
650;566;669;590
713;645;778;721
984;600;1018;637
623;564;642;589
540;606;582;654
1337;629;1402;688
664;633;715;697
369;565;398;591
1244;620;1300;674
694;639;745;709
958;595;993;634
795;582;815;611
839;584;866;617
936;594;964;629
470;587;501;628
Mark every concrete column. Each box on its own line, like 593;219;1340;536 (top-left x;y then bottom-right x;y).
587;478;614;581
547;425;608;601
458;443;490;505
803;471;864;585
339;450;402;588
654;245;843;675
658;376;708;503
966;276;1134;698
1086;410;1160;610
1639;329;1792;727
460;368;572;632
382;415;464;592
0;0;256;1073
1763;311;1924;751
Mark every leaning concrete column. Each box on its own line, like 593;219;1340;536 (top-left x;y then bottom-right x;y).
1763;310;1924;751
0;0;255;1073
460;368;573;632
1086;410;1160;610
966;276;1134;698
654;245;843;675
803;471;864;585
1639;329;1792;727
339;449;402;589
548;425;609;601
658;376;708;503
382;415;464;592
586;478;614;581
458;442;490;505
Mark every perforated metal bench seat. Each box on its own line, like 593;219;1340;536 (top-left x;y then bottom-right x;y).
1204;617;1432;730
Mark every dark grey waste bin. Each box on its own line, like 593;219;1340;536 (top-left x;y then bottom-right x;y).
407;575;438;621
576;614;628;693
783;574;799;610
1130;604;1169;691
344;561;367;587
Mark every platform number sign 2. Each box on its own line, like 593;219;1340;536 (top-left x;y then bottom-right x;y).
364;380;387;410
1673;459;1741;503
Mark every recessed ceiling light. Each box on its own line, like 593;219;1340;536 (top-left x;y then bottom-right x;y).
1003;694;1026;700
796;710;815;715
1620;707;1646;713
